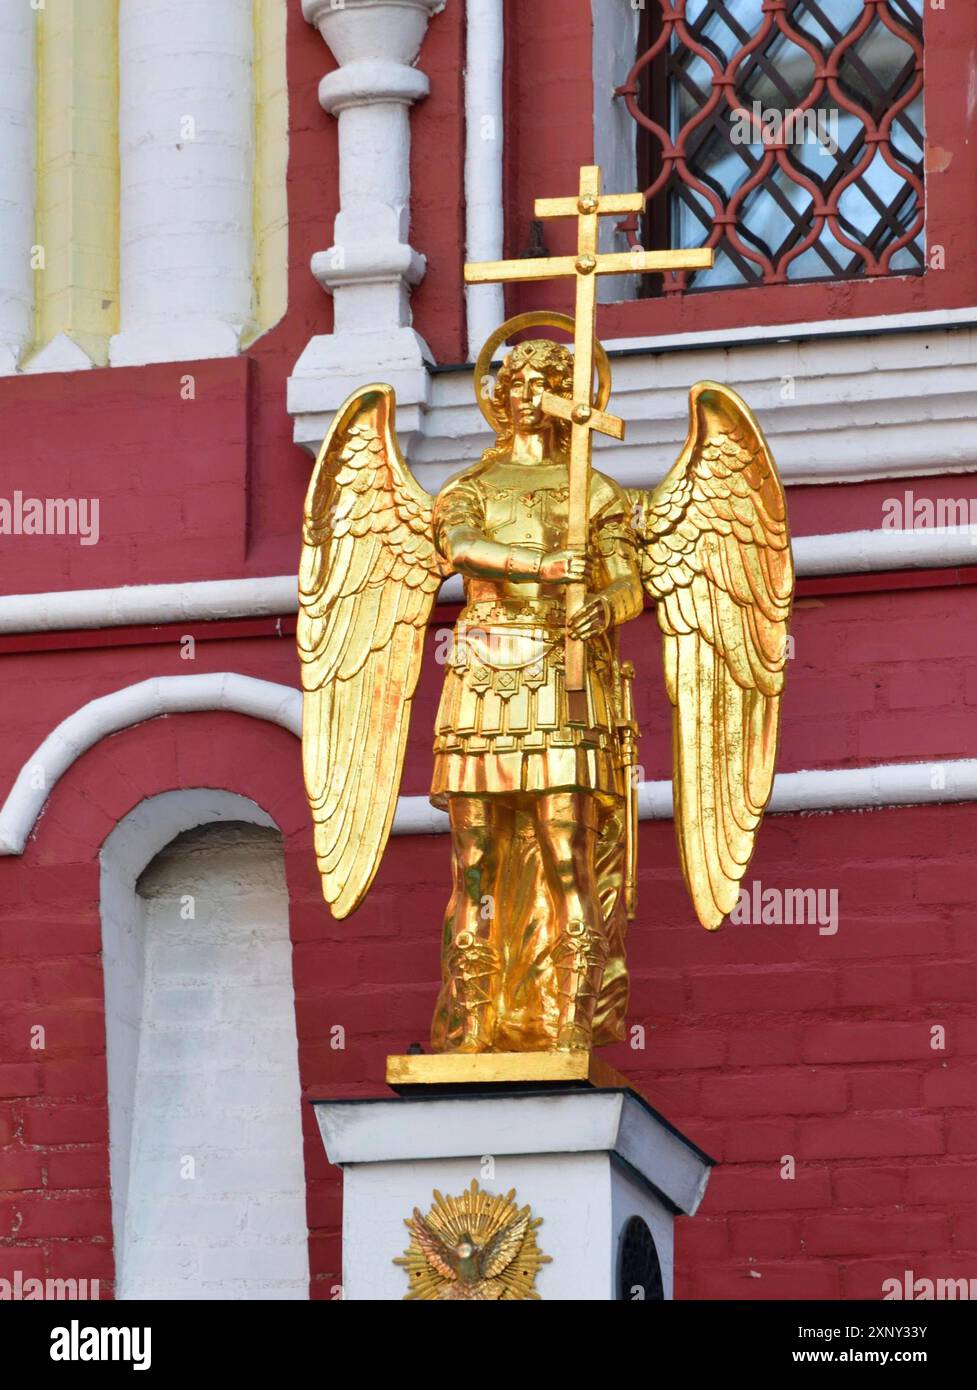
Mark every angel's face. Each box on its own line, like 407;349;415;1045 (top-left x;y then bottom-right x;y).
508;364;548;432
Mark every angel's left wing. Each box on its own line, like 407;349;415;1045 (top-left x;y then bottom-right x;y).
630;382;794;930
297;384;443;919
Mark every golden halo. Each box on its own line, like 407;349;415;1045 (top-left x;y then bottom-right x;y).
473;310;612;429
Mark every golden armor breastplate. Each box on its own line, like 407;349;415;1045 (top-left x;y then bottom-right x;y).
462;477;574;613
484;482;570;549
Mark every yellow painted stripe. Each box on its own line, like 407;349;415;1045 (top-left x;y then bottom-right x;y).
33;0;119;366
248;0;288;344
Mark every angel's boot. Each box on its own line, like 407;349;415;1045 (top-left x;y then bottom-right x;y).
553;920;607;1051
446;933;500;1052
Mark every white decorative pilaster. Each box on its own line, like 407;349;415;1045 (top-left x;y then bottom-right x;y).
288;0;446;453
592;0;641;304
464;0;504;361
0;0;36;375
110;0;256;367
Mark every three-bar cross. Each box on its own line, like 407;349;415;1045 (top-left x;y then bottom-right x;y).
464;164;713;693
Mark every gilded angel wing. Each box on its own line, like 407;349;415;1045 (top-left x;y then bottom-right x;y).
629;382;794;930
297;384;443;918
405;1212;458;1282
478;1210;530;1280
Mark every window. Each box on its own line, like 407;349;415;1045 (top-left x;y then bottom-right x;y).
619;0;924;295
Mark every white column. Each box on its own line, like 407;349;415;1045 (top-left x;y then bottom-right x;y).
110;0;256;367
0;1;35;374
464;0;504;361
288;0;446;454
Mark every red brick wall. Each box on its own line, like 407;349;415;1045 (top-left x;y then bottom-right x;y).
1;0;976;1302
2;748;975;1300
0;572;974;1298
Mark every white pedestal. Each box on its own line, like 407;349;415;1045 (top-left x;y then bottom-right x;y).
314;1087;714;1301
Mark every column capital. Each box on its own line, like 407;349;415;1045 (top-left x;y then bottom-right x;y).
302;0;446;68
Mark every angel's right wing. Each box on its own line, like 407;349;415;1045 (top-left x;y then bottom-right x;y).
478;1210;530;1280
297;384;443;918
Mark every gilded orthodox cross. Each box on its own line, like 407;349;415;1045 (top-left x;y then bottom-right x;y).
464;165;713;691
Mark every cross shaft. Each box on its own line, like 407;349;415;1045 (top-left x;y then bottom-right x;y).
464;165;714;695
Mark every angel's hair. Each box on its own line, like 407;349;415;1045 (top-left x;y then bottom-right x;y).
481;338;573;464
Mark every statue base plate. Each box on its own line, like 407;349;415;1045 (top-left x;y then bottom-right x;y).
385;1049;632;1092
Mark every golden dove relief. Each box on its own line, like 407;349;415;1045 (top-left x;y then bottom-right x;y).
394;1181;550;1300
297;167;795;1057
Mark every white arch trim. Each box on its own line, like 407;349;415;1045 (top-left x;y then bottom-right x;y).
101;787;279;893
0;673;301;856
1;671;975;856
100;789;308;1299
100;789;281;1262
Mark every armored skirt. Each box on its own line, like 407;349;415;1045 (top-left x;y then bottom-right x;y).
430;597;625;807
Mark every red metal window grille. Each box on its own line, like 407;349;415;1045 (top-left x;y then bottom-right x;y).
617;0;925;296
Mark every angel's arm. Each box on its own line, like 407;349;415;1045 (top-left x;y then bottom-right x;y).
435;481;589;585
443;527;545;581
597;513;644;624
568;495;644;640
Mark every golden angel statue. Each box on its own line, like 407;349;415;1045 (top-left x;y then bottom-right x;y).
297;329;793;1056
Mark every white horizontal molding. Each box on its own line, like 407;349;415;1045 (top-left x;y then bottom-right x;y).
602;304;977;356
407;318;977;492
0;673;300;856
392;758;977;837
792;524;977;576
0;525;973;637
0;575;299;635
315;1088;710;1215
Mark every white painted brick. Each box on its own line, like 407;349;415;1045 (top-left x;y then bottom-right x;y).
105;816;309;1299
211;1068;301;1108
218;984;296;1021
198;1245;308;1283
111;0;255;365
148;985;218;1023
245;1198;309;1237
125;1247;201;1280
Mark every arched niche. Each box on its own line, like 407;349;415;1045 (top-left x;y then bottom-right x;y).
100;788;309;1300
